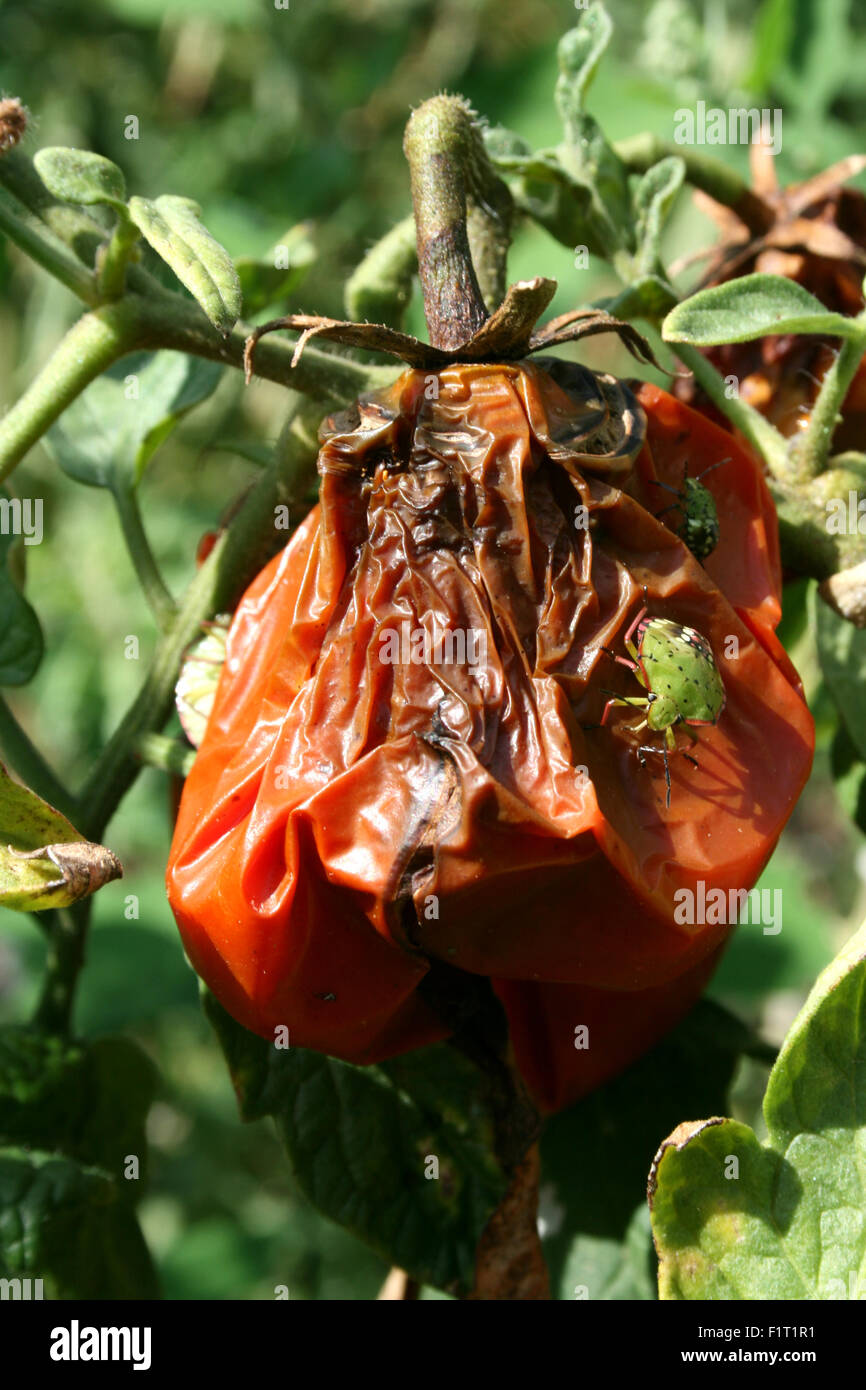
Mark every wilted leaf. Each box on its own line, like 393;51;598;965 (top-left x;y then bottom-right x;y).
128;194;242;332
633;156;685;277
0;762;122;911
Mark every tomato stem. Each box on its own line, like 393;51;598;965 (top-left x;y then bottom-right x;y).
403;95;511;350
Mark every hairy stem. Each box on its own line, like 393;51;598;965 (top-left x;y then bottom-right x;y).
136;732;196;778
0;294;394;482
0;305;141;482
0;186;99;302
403;95;511;348
789;329;866;481
673;341;790;477
345;214;418;327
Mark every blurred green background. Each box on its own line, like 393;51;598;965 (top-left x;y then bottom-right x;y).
1;0;865;1298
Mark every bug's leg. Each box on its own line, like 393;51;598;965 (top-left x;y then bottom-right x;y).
600;693;646;725
653;502;681;519
662;746;671;808
600;645;641;676
637;742;672;808
682;751;699;769
622;603;648;652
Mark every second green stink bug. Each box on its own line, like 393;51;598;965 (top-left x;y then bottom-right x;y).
599;596;726;807
650;458;728;561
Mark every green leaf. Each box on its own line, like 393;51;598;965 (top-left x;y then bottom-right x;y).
0;1031;158;1298
0;493;43;686
236;223;316;317
33;147;126;211
0;1030;156;1183
633;156;685;278
816;589;866;763
650;920;866;1299
555;7;614;120
47;350;223;491
0;1148;158;1298
204;994;507;1295
128;194;242;332
0;763;122;910
540;999;768;1300
662;273;862;346
486;142;612;258
554;13;633;254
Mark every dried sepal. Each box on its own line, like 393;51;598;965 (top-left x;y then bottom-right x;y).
243;275;663;381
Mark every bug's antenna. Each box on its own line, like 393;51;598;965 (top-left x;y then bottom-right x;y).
696;457;730;482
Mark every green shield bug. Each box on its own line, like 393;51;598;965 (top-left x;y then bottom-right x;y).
598;593;726;807
650;459;728;561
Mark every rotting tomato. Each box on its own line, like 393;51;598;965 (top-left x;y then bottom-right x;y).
166;356;813;1110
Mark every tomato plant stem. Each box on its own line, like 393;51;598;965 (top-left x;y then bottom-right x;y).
403;95;511;349
112;484;177;631
0;306;140;483
789;328;866;480
673;341;790;476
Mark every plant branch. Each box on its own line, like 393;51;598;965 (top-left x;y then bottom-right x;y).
673;341;790;477
129;290;394;398
0;293;394;483
33;901;90;1034
136;732;195;778
112;484;177;630
0;186;100;302
0;305;141;482
345;214;418;328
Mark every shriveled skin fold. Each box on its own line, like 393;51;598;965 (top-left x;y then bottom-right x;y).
167;362;813;1103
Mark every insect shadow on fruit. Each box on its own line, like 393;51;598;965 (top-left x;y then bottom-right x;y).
649;458;729;562
585;588;727;809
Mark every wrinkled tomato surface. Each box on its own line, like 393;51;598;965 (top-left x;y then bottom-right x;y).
167;360;813;1111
